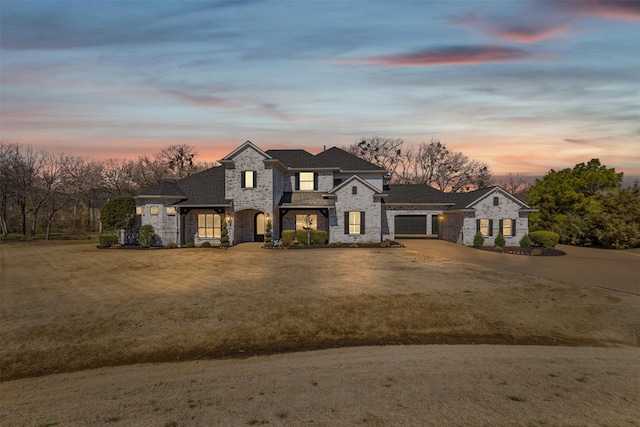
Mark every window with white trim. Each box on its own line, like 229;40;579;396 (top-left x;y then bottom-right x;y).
299;172;314;191
198;213;221;238
166;207;176;216
136;206;142;215
150;206;159;215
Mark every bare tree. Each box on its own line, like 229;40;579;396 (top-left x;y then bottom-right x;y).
2;143;43;236
498;172;532;195
345;137;407;184
102;158;136;196
156;144;199;180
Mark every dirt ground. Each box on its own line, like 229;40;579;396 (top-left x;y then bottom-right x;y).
1;240;639;425
2;345;639;426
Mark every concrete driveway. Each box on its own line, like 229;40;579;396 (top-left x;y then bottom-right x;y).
397;239;640;296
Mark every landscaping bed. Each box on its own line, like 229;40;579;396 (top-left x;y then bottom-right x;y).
477;246;566;256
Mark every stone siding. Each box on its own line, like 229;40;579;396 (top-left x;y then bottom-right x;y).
470;191;528;246
330;180;381;244
138;198;179;246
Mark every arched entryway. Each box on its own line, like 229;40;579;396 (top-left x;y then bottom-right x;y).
254;212;265;242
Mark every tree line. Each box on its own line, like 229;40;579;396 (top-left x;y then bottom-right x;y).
0;142;211;238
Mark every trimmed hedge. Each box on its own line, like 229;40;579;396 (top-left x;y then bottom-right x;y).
519;234;531;248
494;233;506;248
529;230;560;248
281;229;328;245
200;241;212;248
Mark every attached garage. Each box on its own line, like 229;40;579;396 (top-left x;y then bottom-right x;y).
394;215;427;235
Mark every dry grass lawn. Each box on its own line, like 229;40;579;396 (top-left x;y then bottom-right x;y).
1;241;638;382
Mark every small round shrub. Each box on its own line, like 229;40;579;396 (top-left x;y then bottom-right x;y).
185;242;195;248
529;230;560;248
473;231;485;248
494;233;506;248
164;242;178;249
139;224;155;248
98;233;118;247
519;234;531;248
200;241;212;248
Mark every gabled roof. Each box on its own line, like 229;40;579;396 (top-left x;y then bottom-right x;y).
385;185;452;205
219;140;272;164
314;147;387;172
444;186;532;211
328;175;385;195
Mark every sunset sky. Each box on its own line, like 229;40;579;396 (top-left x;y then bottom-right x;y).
1;0;639;175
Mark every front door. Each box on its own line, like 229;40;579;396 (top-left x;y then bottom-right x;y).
254;213;265;242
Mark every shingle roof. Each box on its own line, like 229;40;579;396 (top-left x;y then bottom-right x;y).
173;166;230;206
138;181;186;198
385;185;452;204
278;192;335;207
264;150;317;168
314;147;387;171
444;186;497;210
266;147;386;171
139;166;229;206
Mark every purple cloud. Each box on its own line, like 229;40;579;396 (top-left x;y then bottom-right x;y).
341;46;548;67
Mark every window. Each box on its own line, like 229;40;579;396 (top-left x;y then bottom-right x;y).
501;219;516;236
299;172;315;191
333;178;343;187
493;196;499;206
166;207;176;216
198;214;221;238
477;218;493;236
352;186;358;195
150;206;159;215
296;214;317;230
242;170;256;188
502;219;511;236
136;206;142;215
344;211;365;234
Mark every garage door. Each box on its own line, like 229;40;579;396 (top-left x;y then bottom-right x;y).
395;215;427;234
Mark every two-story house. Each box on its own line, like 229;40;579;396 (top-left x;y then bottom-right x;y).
135;141;534;247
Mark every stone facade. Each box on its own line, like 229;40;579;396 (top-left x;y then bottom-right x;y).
136;141;533;247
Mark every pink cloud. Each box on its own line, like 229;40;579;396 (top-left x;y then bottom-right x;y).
483;25;570;43
554;0;640;21
341;46;546;67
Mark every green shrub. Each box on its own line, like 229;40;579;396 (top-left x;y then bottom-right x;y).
101;196;135;231
200;241;212;248
139;224;155;248
185;242;195;248
494;233;506;248
519;234;531;248
281;229;327;245
263;218;273;248
473;231;484;248
98;234;118;247
164;242;178;249
529;230;560;248
220;220;230;248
